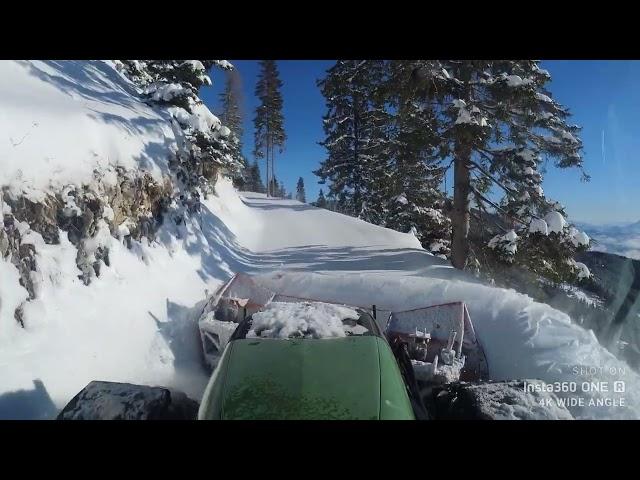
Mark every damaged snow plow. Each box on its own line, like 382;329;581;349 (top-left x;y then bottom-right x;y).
198;273;489;383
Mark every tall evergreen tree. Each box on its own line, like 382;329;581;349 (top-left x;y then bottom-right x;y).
410;60;589;280
383;60;451;255
242;160;265;193
254;60;286;197
219;69;246;188
315;188;327;208
314;60;391;222
295;177;306;203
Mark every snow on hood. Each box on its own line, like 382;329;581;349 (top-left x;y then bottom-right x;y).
248;301;360;339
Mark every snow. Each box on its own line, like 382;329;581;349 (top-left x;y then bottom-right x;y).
394;193;408;205
169;102;221;134
569;227;590;247
463;380;574;420
488;230;518;254
247;301;359;339
536;92;554;103
504;75;532;87
0;60;176;198
529;218;549;235
146;83;188;102
569;260;591;280
182;60;205;72
545;211;567;234
1;60;638;420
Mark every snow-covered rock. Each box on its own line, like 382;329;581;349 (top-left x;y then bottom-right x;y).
57;381;199;420
424;380;574;420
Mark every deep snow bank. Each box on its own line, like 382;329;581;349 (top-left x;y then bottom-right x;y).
0;60;175;198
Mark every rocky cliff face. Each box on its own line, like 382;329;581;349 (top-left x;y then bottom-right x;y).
1;165;178;323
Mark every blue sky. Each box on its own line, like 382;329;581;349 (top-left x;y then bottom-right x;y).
200;60;640;224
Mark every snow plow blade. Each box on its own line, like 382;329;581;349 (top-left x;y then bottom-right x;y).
198;273;277;369
385;301;489;382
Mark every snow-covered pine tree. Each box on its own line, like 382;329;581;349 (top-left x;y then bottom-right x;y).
295;177;306;203
245;160;265;193
411;60;590;282
116;60;240;213
315;60;391;222
383;60;451;256
254;60;286;197
315;188;327;208
218;68;246;189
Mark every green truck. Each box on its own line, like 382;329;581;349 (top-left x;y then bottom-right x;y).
197;302;418;420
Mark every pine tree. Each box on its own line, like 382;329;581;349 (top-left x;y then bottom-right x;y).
295;177;306;203
268;175;282;198
314;60;391;221
254;60;286;197
219;69;246;189
410;60;589;281
315;188;327;208
116;60;240;213
383;60;451;255
245;160;265;193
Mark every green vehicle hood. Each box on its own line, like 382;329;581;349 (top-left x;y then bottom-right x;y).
221;336;383;420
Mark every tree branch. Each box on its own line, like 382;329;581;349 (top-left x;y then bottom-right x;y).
471;186;528;227
469;158;518;197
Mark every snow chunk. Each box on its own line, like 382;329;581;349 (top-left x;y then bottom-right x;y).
517;149;539;163
247;301;359;339
215;60;233;70
505;75;532;87
217;126;231;138
569;227;590;247
488;230;519;255
168;103;221;133
544;211;567;234
181;60;205;72
573;260;591;279
102;205;114;222
147;83;188;102
529;218;549;235
535;92;553;103
394;193;408;205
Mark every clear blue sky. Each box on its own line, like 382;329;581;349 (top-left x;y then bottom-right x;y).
200;60;640;224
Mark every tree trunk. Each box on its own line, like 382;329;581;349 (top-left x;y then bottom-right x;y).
265;144;270;197
451;143;472;270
